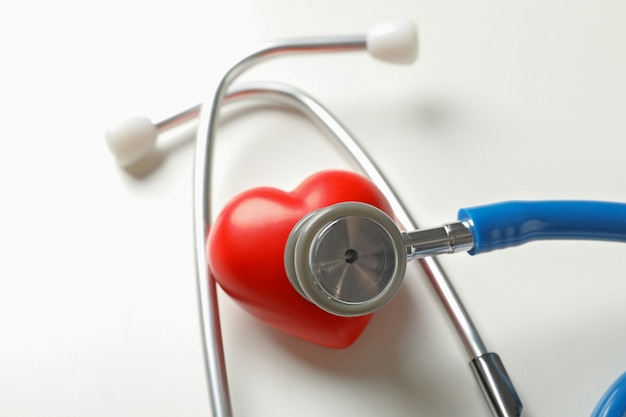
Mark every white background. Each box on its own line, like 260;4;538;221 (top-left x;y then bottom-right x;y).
1;1;626;416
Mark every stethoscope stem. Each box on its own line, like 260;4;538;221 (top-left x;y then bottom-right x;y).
404;220;474;260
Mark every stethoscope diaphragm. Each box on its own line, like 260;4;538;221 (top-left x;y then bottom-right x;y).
284;202;406;317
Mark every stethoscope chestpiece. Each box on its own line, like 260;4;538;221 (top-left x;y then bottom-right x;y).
284;202;406;317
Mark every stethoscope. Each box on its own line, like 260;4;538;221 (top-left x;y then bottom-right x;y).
105;20;626;417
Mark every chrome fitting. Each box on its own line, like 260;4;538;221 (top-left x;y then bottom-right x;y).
470;353;523;417
403;221;474;260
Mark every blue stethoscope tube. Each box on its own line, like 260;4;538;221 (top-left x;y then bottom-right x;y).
591;372;626;417
461;201;626;417
459;200;626;255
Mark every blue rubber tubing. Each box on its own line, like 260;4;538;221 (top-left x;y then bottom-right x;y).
590;372;626;417
457;201;626;255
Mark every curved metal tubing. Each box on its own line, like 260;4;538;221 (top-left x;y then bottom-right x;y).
190;35;520;417
221;82;521;416
193;36;367;417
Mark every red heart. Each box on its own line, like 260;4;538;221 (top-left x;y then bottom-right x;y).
208;170;394;348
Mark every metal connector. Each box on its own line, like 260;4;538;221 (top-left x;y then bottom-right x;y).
471;353;523;417
403;221;474;261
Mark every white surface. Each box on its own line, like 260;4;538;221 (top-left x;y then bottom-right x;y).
1;1;626;416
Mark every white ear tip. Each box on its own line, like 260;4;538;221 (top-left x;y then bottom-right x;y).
105;117;158;167
367;19;418;65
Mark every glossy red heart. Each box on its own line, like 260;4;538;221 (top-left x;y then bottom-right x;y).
207;170;394;348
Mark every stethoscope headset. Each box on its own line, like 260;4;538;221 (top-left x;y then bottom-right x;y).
105;19;626;417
